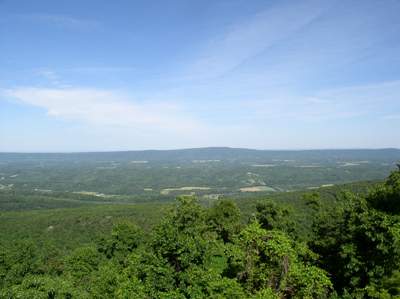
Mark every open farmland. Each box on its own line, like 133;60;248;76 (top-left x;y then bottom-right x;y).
0;148;399;201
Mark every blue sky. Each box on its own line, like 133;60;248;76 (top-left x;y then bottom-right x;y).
1;0;400;152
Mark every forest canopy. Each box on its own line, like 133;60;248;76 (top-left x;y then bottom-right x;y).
0;168;399;298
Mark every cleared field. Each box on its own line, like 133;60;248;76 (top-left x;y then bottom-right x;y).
240;186;276;192
0;148;398;197
160;186;211;195
72;191;117;198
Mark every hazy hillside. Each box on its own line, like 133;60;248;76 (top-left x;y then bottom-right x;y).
1;147;400;162
0;148;399;200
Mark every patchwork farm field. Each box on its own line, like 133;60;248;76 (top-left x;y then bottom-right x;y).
0;147;399;201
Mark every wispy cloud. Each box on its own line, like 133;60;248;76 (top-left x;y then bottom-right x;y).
3;87;201;132
8;13;100;30
383;114;400;120
65;67;137;73
2;80;399;150
33;67;137;88
35;69;65;87
242;80;400;122
2;0;400;150
170;0;400;104
185;0;331;80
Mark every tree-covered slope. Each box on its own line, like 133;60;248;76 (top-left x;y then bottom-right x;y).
1;168;399;298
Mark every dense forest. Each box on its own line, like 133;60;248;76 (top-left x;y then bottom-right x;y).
0;167;399;298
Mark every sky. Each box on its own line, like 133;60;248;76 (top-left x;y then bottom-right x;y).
1;0;400;152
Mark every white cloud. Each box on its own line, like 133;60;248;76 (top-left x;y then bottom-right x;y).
230;80;400;124
2;80;399;151
4;87;201;132
35;69;65;87
10;13;100;30
186;0;330;80
383;114;400;120
65;66;137;73
170;0;400;111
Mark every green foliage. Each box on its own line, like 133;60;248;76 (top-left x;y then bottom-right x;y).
1;241;42;288
237;222;332;298
311;168;400;297
367;165;400;214
255;201;297;238
380;270;400;297
302;192;321;212
64;246;103;287
1;167;399;298
90;262;120;298
207;199;241;242
97;221;143;264
1;275;83;299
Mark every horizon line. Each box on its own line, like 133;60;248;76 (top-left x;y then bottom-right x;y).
1;146;399;155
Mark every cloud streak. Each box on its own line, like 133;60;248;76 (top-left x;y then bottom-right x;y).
7;13;100;30
4;87;201;132
185;0;331;80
